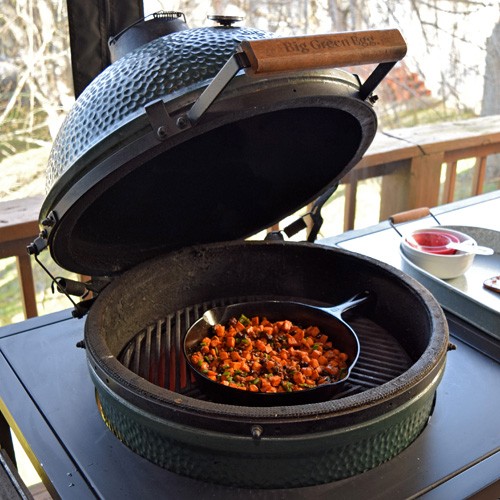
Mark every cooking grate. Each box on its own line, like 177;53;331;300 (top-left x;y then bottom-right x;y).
118;297;413;402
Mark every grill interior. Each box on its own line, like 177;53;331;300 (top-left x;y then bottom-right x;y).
118;297;413;402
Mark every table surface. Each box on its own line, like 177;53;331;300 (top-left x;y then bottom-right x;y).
321;190;500;339
322;190;500;263
1;191;500;500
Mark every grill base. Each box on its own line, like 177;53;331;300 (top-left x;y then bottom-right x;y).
92;299;435;489
94;370;438;489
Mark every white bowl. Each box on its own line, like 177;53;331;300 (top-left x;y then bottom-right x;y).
401;227;477;279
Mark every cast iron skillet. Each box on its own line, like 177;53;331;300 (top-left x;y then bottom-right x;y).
183;291;371;406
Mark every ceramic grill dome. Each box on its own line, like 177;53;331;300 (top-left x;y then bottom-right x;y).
45;25;275;192
37;18;406;280
39;19;391;276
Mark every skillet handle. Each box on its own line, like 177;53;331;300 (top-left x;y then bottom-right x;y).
323;290;372;316
239;29;407;75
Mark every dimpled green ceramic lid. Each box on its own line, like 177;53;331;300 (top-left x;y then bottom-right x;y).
41;24;377;276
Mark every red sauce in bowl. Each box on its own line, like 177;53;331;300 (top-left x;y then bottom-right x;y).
406;231;460;255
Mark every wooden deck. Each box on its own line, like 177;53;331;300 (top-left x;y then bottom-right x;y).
29;482;53;500
0;449;52;500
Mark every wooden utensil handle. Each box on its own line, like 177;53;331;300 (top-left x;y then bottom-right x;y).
239;29;407;75
389;207;431;224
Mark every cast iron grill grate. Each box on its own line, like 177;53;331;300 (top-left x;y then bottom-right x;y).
118;297;413;402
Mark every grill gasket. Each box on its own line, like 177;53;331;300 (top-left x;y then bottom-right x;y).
118;297;412;403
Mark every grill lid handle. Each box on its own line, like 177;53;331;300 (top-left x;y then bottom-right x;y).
187;29;406;123
239;29;407;75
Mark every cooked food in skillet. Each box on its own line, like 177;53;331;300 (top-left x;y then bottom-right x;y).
189;314;350;392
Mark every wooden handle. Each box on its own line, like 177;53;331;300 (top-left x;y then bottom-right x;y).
239;29;407;75
389;207;431;224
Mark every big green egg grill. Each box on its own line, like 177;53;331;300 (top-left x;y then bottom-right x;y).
29;13;450;489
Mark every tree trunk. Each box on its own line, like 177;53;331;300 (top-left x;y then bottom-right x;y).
481;21;500;188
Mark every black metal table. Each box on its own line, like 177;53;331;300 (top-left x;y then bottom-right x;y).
1;192;500;500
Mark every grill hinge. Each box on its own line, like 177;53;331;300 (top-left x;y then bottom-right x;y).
268;184;338;242
145;99;191;141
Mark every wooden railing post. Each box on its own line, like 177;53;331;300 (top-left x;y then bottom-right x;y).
15;254;38;318
471;156;487;196
0;195;43;321
379;159;411;220
442;160;458;204
408;152;444;209
343;179;358;231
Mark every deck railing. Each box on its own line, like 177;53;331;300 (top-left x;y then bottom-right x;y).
1;114;500;321
341;114;500;231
